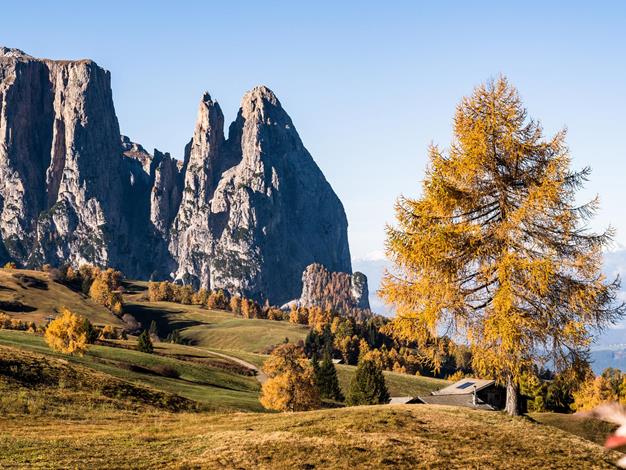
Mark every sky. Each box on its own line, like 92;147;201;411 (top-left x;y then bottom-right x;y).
3;1;626;262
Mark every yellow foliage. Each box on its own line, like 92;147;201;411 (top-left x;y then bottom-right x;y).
229;296;242;315
289;306;308;325
381;76;623;393
260;344;320;412
44;308;88;355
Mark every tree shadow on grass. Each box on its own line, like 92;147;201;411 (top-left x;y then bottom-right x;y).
123;302;205;336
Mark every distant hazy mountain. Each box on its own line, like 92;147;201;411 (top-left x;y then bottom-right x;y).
352;253;393;316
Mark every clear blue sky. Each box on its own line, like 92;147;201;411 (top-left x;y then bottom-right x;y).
3;1;625;260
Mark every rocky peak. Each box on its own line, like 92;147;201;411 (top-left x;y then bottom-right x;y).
0;48;354;309
0;48;125;269
121;135;152;174
169;92;226;286
299;264;370;312
0;47;32;59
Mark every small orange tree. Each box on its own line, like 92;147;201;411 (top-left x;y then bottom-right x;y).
260;343;320;412
44;308;88;355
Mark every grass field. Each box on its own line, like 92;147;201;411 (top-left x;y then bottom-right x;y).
530;412;618;448
0;404;619;469
1;271;623;468
124;299;309;353
0;330;262;412
0;268;123;327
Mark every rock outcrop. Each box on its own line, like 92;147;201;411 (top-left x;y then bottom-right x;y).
299;263;370;312
172;86;353;304
0;48;354;305
0;47;126;270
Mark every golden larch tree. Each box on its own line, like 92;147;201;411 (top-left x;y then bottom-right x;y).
44;307;89;355
260;343;320;412
381;77;624;415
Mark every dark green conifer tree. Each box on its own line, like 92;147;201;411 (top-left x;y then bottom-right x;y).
137;330;154;354
317;351;344;402
346;359;389;406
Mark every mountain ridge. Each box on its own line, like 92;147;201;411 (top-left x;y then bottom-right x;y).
0;47;355;304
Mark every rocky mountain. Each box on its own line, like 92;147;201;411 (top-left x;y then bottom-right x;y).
0;47;357;305
299;263;369;312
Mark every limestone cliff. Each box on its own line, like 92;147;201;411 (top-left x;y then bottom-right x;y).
0;47;358;305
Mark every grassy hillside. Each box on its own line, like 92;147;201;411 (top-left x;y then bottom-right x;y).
0;330;262;412
0;404;619;468
0;345;195;416
530;412;619;448
124;299;309;353
0;268;123;327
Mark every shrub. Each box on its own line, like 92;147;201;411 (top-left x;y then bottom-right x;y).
44;308;89;355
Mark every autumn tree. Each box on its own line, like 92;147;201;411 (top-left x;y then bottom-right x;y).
381;77;624;415
228;295;241;315
89;268;124;314
267;307;284;321
44;308;89;355
260;343;320;411
207;289;229;310
346;358;389;406
193;288;210;306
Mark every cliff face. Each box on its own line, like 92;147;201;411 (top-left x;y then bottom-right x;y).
170;86;352;304
0;48;358;305
299;263;370;312
0;47;126;269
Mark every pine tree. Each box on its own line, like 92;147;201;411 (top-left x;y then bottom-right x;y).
137;330;154;354
381;77;624;415
317;351;344;401
346;358;389;406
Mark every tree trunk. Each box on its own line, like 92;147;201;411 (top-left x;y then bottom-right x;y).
505;375;520;416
